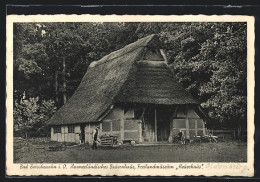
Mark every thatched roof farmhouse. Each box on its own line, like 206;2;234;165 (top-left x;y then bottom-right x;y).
48;34;208;144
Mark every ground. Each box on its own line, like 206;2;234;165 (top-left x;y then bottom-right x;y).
14;138;247;163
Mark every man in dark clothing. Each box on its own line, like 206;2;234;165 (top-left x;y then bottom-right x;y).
177;130;185;144
92;126;100;150
177;130;183;141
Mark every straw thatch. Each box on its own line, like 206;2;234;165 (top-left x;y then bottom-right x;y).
115;61;198;105
48;34;199;126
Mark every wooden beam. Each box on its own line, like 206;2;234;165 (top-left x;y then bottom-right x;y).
160;49;168;63
138;121;142;143
170;106;179;121
154;108;157;142
195;119;198;136
63;126;65;143
97;105;114;122
203;122;206;135
120;118;124;141
198;105;210;122
55;71;59;105
110;122;113;132
168;120;173;143
88;124;90;144
140;107;146;120
185;105;190;139
141;47;148;60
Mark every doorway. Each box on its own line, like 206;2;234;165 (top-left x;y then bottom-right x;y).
142;108;155;142
142;106;172;142
157;107;172;141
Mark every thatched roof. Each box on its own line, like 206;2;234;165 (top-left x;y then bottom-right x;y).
48;34;199;126
115;61;198;105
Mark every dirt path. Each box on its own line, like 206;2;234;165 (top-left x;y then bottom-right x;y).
14;138;247;163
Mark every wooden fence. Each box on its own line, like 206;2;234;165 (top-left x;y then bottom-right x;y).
207;129;236;139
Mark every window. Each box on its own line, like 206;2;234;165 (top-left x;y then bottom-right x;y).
68;125;74;133
53;126;61;133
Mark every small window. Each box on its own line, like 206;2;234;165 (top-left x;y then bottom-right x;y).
68;125;74;133
53;126;61;133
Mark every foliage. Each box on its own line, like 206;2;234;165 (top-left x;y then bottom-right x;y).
14;97;56;138
168;23;247;130
13;22;247;134
13;23;140;101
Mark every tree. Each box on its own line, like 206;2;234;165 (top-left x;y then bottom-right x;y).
14;22;140;104
13;22;247;138
14;96;56;138
168;22;247;136
13;23;48;101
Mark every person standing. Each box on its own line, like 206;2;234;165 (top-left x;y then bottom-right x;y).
181;130;186;144
92;126;100;150
177;130;183;144
177;130;185;144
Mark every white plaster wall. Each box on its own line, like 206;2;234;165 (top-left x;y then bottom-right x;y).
51;127;62;142
187;108;200;118
177;109;186;118
51;125;81;144
50;127;54;141
124;108;134;119
177;108;200;118
85;123;97;145
74;125;81;143
104;106;124;120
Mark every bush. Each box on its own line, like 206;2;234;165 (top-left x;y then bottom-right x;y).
13;97;56;138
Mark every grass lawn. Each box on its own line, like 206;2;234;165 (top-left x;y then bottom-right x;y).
14;138;247;163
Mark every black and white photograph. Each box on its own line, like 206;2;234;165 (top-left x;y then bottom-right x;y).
6;15;254;176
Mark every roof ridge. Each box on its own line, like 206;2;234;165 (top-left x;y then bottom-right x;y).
90;34;158;68
89;46;146;68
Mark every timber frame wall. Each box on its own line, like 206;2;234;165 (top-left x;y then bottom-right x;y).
51;125;81;143
99;104;206;143
170;105;206;141
99;106;142;142
50;105;206;144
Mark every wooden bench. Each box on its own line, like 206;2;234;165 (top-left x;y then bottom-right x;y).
194;135;218;143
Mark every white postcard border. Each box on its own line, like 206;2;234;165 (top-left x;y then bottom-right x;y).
6;15;255;176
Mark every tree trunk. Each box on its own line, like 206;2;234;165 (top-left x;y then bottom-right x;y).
236;122;242;139
63;57;67;104
55;71;59;105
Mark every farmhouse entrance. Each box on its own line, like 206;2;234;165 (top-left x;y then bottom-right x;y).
157;108;172;141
